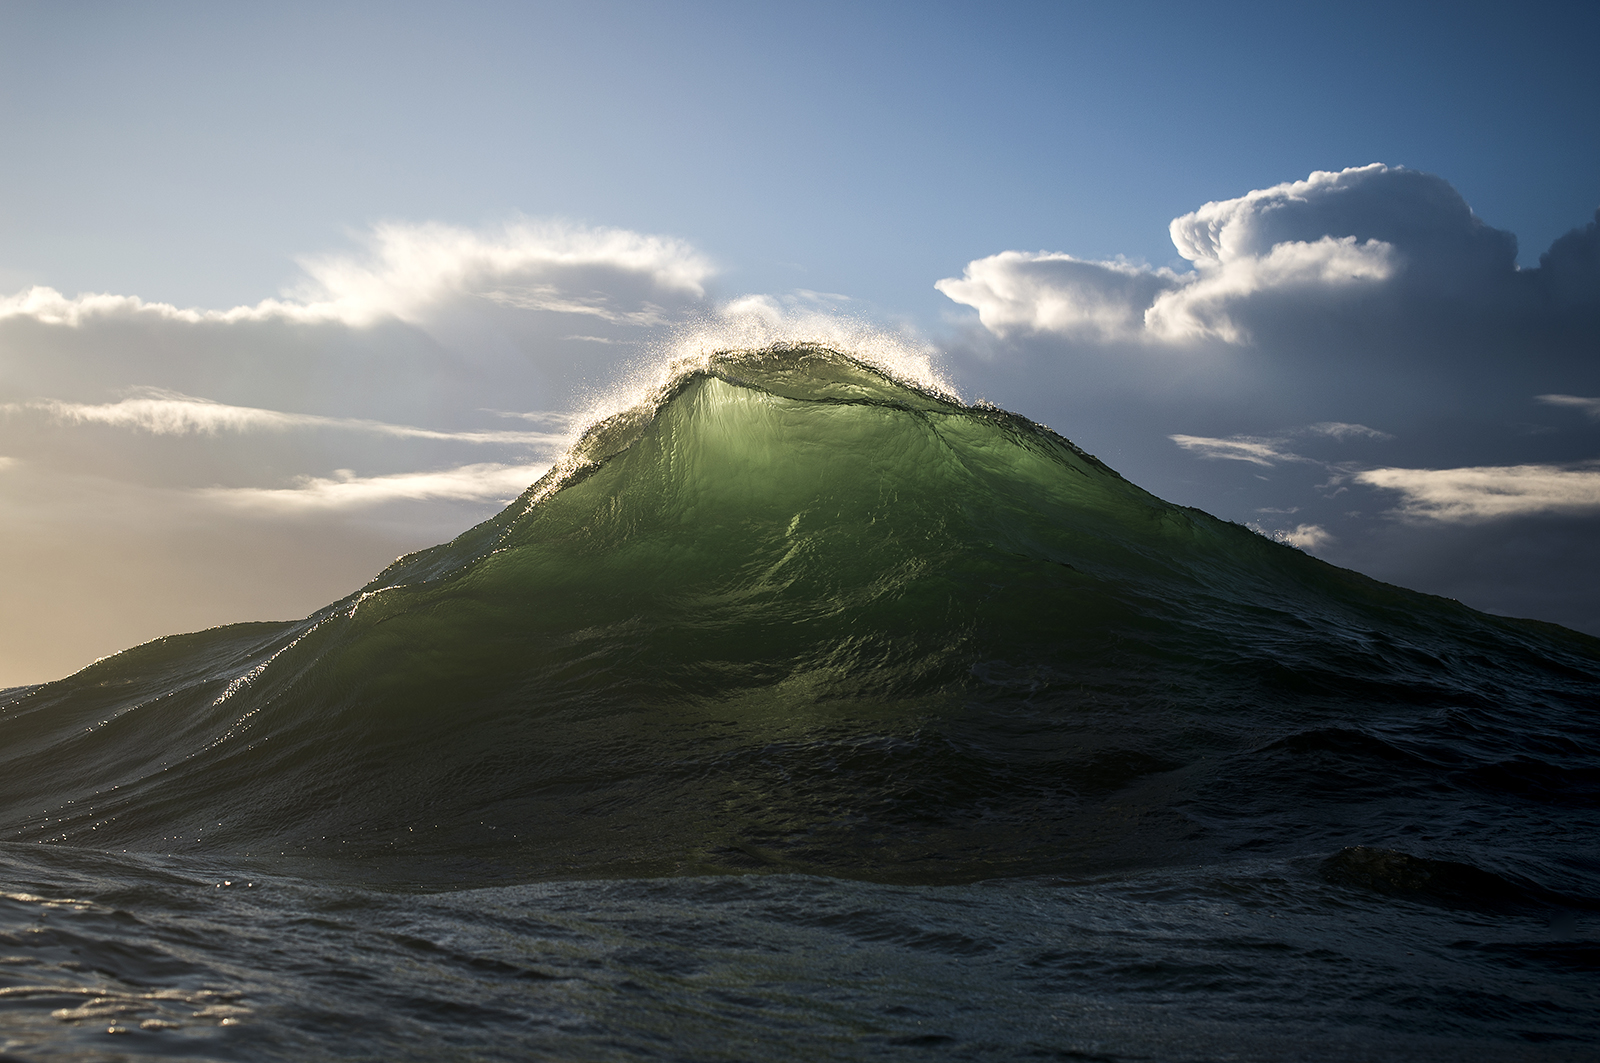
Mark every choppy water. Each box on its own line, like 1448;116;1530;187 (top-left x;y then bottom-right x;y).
2;345;1597;1060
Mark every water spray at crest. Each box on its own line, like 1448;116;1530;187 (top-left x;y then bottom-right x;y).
518;298;961;511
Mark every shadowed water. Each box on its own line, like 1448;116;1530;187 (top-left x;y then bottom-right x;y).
1;345;1596;1059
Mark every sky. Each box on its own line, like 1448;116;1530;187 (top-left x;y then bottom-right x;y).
1;0;1597;685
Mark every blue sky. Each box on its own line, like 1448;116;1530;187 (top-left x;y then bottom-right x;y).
5;0;1596;305
1;0;1597;683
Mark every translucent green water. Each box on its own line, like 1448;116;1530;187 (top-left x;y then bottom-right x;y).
2;345;1595;891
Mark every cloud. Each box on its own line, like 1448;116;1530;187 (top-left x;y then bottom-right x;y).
0;287;195;328
0;218;732;685
1535;209;1600;307
0;220;714;330
562;334;634;345
1167;421;1383;466
936;232;1392;347
1145;234;1395;343
1166;164;1513;283
1355;463;1600;522
5;389;570;447
1169;434;1305;466
1538;394;1600;419
1305;422;1392;440
479;287;671;326
202;461;550;511
932;164;1600;641
935;164;1591;346
284;218;713;327
934;253;1183;342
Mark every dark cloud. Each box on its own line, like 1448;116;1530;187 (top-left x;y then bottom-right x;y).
1536;207;1600;308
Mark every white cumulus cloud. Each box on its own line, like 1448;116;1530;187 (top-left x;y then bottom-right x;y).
934;253;1183;342
1144;234;1394;343
1165;163;1513;279
935;164;1536;345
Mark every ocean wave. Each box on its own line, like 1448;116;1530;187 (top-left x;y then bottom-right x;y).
1;344;1595;893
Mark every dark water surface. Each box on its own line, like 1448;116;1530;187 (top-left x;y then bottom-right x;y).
2;843;1596;1062
2;346;1597;1059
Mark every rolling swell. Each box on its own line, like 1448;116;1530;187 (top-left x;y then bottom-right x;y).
1;344;1597;893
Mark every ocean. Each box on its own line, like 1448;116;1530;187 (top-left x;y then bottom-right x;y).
2;345;1596;1060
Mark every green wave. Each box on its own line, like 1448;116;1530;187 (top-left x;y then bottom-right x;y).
3;345;1596;886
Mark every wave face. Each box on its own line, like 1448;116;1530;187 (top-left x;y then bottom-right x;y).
3;345;1598;891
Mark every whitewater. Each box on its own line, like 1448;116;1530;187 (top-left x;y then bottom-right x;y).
1;344;1596;1061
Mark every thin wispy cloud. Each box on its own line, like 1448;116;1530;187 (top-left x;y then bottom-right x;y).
485;408;578;426
1537;394;1600;419
1170;421;1391;468
1305;422;1391;441
1169;434;1305;466
201;462;550;511
7;390;570;448
1176;425;1600;524
792;289;854;305
1356;463;1600;522
480;287;671;326
562;334;633;345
